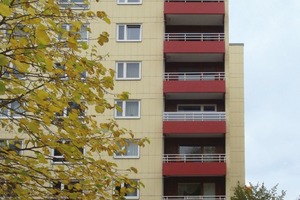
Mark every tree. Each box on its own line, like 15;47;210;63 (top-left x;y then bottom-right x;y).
0;0;147;199
231;182;286;200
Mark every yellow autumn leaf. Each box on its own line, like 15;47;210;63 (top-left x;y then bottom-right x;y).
36;25;50;45
27;6;35;15
36;90;48;100
0;3;12;17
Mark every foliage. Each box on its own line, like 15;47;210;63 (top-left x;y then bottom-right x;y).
231;182;286;200
0;0;148;199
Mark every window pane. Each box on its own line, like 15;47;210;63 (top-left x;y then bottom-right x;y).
117;63;124;78
116;101;123;116
125;102;139;117
128;0;140;2
178;183;201;196
126;63;139;78
179;146;201;154
203;105;216;111
126;142;138;156
178;105;201;112
79;25;88;40
118;25;125;40
127;25;140;40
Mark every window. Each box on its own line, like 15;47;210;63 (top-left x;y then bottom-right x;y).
52;180;82;195
177;104;217;112
117;0;142;4
115;100;140;118
117;24;141;41
0;140;22;156
116;62;141;80
115;180;139;199
0;101;24;118
51;140;84;164
55;102;85;118
178;183;201;196
60;24;89;42
114;140;139;158
59;0;89;9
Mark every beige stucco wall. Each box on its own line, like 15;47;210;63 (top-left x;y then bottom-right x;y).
89;1;165;199
226;43;245;198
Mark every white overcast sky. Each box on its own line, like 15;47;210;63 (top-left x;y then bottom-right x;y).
229;0;300;199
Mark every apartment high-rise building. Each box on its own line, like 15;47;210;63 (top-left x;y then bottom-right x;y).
0;0;244;199
96;0;245;199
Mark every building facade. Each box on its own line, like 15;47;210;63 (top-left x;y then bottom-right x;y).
95;0;245;199
0;0;244;199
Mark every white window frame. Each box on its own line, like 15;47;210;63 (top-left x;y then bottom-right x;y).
0;101;25;118
51;140;85;164
116;61;141;80
117;0;142;5
115;100;141;119
60;23;89;42
114;139;140;159
177;104;217;112
59;0;90;9
117;24;142;42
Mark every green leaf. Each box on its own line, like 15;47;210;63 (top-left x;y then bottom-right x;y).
0;3;11;16
0;54;9;66
0;81;5;95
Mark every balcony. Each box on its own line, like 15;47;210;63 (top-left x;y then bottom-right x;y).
163;154;226;163
163;112;226;135
164;33;224;54
162;196;226;200
163;154;226;176
164;72;225;94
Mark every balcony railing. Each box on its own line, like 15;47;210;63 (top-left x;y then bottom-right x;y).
165;33;224;41
164;72;225;81
162;196;226;200
163;154;226;163
163;112;225;121
165;0;224;2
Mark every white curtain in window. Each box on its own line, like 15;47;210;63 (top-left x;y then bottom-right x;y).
79;25;88;40
126;63;139;78
118;25;125;40
127;25;140;40
116;101;123;116
125;102;138;116
126;142;138;156
117;63;124;78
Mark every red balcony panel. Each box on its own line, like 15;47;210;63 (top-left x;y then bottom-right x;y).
164;121;226;134
164;80;225;93
163;162;226;176
164;2;225;15
164;41;225;53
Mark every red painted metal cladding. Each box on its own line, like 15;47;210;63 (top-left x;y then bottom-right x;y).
164;2;225;15
164;41;225;53
164;80;225;93
163;121;226;134
163;162;226;176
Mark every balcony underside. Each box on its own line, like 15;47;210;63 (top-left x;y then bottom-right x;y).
164;2;225;16
164;41;225;55
165;53;224;62
164;80;225;94
163;162;226;176
164;121;226;134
